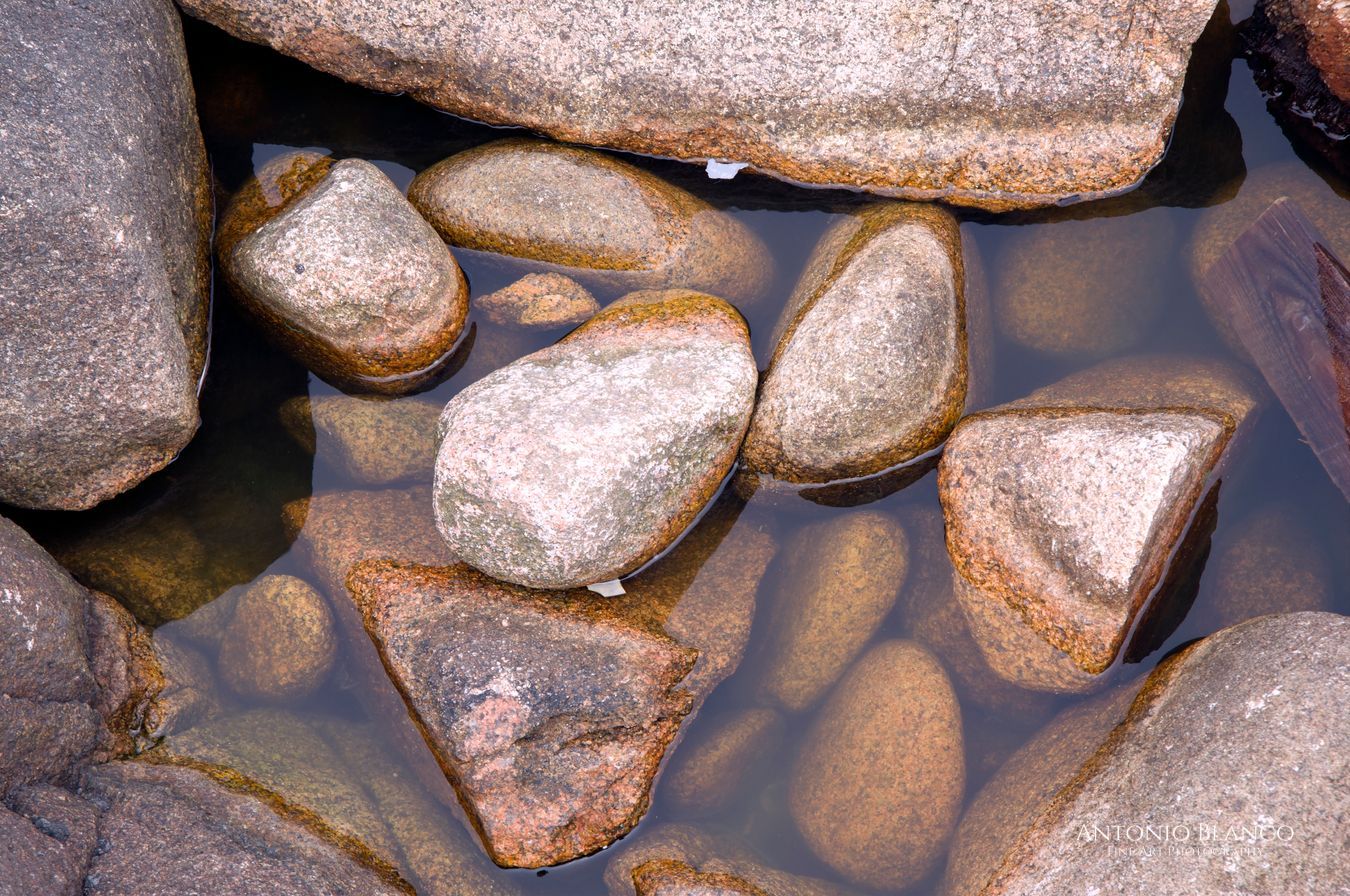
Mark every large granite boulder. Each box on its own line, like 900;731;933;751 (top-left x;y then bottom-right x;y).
0;0;210;510
939;357;1258;694
177;0;1215;210
434;290;757;590
942;612;1350;896
346;500;775;867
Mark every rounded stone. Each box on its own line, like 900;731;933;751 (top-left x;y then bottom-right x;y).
222;156;469;393
409;138;773;306
280;394;442;486
740;203;969;490
218;574;337;702
789;640;965;891
433;289;758;589
755;511;909;712
992;210;1176;360
664;707;784;816
475;272;600;330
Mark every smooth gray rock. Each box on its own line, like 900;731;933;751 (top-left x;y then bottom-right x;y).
0;0;209;510
434;290;757;589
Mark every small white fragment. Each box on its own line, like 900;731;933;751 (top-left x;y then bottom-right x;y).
705;159;747;180
587;579;626;597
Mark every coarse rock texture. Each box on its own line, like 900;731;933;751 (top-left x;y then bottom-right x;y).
475;273;600;330
78;759;412;895
740;204;967;492
408;139;772;305
789;641;965;891
434;290;758;589
281;394;443;486
664;707;784;817
217;575;337;702
0;783;100;896
0;517;169;795
223;157;468;393
1197;502;1335;630
945;612;1350;896
633;860;770;896
0;0;208;510
604;823;858;896
991;210;1176;360
939;356;1258;693
346;499;775;867
755;511;909;712
176;0;1216;210
1188;162;1350;354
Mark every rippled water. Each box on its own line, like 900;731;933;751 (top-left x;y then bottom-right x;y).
14;10;1350;895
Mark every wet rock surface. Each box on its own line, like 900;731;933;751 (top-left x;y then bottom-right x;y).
632;860;769;896
665;708;785;817
409;139;772;305
177;0;1214;210
218;575;337;702
789;640;965;891
0;0;208;510
940;357;1256;692
224;157;469;392
346;502;774;867
755;511;908;711
740;204;968;491
950;612;1350;895
0;783;100;896
434;290;757;589
281;394;443;486
475;273;600;330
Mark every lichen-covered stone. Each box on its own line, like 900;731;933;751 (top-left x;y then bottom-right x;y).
223;157;468;393
345;500;774;867
755;511;908;712
939;357;1257;692
476;273;601;330
789;640;964;891
0;0;208;509
409;139;772;306
665;708;784;817
740;204;968;492
434;290;757;589
176;0;1216;210
281;395;442;486
992;210;1176;360
946;613;1350;896
218;575;337;702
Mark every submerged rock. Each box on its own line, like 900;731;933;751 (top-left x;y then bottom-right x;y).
217;575;337;702
178;0;1215;210
346;501;774;867
632;860;769;896
282;394;441;486
0;0;208;510
475;273;600;330
409;139;772;306
740;204;969;493
789;640;965;891
222;157;469;393
434;290;757;589
755;511;908;712
939;356;1257;693
665;707;785;817
944;612;1350;895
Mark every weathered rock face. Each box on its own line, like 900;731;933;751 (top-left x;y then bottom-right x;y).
281;395;443;486
177;0;1215;210
939;356;1257;693
409;139;772;306
223;157;469;393
0;0;208;510
946;612;1350;896
434;290;758;589
79;760;413;895
992;210;1176;360
755;511;908;712
475;273;600;330
346;500;775;867
217;575;337;702
740;204;967;493
665;707;784;817
0;784;100;896
632;860;769;896
789;640;965;892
